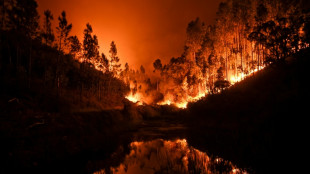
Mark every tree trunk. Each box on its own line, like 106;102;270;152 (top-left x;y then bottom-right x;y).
251;42;254;75
80;83;83;102
257;44;260;70
16;46;19;69
28;42;32;88
239;27;243;73
1;0;5;30
8;44;11;64
98;80;101;100
108;75;112;97
56;53;60;98
157;80;159;91
225;42;228;80
59;33;62;52
262;45;265;66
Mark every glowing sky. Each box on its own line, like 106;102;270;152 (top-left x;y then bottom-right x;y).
36;0;222;70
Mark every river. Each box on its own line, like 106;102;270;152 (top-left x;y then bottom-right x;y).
89;119;249;174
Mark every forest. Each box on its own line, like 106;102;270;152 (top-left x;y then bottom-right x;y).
0;0;129;111
1;0;310;111
130;0;310;108
1;0;310;173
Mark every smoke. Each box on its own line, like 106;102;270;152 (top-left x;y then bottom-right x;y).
37;0;222;70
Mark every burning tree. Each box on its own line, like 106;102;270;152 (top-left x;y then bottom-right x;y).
124;0;310;108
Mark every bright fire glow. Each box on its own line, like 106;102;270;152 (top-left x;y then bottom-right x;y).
156;65;265;109
93;139;247;174
125;92;144;105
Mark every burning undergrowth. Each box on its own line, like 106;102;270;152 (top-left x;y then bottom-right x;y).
59;0;309;110
122;0;309;108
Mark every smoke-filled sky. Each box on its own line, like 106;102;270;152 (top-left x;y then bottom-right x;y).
36;0;222;70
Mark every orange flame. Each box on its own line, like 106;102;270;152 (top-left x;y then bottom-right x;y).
125;92;144;105
157;65;265;109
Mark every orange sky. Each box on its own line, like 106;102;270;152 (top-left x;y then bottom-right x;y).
36;0;222;70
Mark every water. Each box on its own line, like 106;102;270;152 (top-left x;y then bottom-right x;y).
93;139;247;174
91;120;248;174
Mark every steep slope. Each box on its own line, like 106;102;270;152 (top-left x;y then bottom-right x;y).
185;48;310;173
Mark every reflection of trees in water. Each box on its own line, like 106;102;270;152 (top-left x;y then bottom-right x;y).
94;139;246;174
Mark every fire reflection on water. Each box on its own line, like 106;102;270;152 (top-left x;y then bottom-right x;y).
94;139;247;174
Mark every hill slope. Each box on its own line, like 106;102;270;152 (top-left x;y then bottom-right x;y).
184;48;310;173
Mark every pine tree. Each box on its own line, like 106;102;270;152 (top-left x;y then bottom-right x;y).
42;10;54;46
68;35;81;59
153;59;162;72
186;18;206;61
56;11;72;52
140;65;145;74
109;41;121;76
83;23;99;63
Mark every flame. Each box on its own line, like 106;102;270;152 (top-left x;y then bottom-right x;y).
72;42;271;110
123;64;266;109
175;102;188;109
156;65;266;109
157;87;208;109
230;66;264;85
125;92;143;105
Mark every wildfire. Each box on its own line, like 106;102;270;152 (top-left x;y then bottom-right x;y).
124;64;266;109
175;102;188;109
229;66;264;85
158;100;187;109
157;89;208;109
125;92;144;105
156;66;266;109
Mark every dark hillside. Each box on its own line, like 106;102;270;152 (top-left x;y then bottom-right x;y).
0;31;129;112
185;48;310;173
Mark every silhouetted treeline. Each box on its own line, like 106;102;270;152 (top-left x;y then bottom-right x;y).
0;0;129;111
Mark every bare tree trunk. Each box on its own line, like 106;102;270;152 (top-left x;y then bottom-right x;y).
252;47;254;68
1;0;4;29
59;33;62;52
16;46;19;69
157;80;159;91
56;52;60;98
257;44;260;70
8;44;11;64
245;41;248;73
239;28;243;73
225;42;228;80
108;75;112;97
98;80;101;100
80;83;83;101
262;45;265;66
16;45;21;71
28;42;32;88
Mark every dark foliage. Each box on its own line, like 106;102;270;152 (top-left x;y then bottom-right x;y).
0;3;129;112
185;48;310;173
